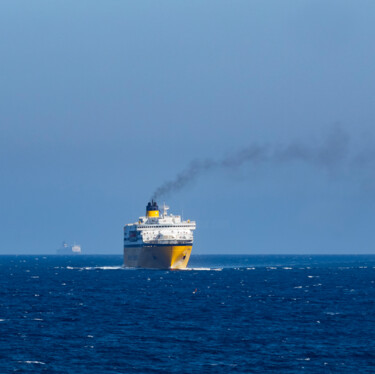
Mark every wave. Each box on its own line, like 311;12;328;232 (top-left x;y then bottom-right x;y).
22;361;46;365
182;267;223;271
66;266;224;271
66;266;124;270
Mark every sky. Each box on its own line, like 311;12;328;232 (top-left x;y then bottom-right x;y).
1;1;375;254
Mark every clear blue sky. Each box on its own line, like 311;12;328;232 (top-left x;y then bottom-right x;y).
1;1;374;254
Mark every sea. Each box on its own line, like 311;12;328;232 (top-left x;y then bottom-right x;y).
0;255;374;373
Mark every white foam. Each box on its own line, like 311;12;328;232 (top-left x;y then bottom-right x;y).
23;361;45;365
67;266;124;270
183;267;222;271
68;265;225;271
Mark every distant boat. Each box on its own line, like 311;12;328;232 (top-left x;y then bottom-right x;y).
57;242;82;255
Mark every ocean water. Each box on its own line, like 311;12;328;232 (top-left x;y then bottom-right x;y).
1;255;375;373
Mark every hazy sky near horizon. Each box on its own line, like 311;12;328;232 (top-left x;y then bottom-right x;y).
1;1;375;254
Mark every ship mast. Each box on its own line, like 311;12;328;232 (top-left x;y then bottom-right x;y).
162;203;169;218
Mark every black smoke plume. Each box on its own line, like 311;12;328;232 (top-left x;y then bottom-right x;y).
151;126;351;200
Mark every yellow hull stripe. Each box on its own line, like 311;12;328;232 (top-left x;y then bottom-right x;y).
124;245;192;269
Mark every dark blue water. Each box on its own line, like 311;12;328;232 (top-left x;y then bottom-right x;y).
1;255;375;373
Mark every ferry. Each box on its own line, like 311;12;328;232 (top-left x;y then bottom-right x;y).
57;242;82;255
123;201;196;269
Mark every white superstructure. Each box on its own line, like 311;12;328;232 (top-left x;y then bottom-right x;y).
124;203;196;246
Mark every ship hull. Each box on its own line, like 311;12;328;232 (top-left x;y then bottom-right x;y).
124;244;192;269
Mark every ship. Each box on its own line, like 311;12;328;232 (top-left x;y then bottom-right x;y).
123;201;196;269
57;242;82;255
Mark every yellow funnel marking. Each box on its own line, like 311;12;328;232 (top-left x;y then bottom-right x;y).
147;210;159;217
